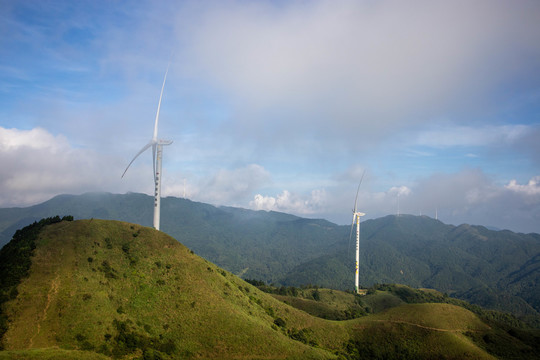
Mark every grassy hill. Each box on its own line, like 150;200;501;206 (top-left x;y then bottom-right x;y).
0;219;340;358
259;284;540;360
2;219;534;359
0;193;342;284
279;215;540;326
0;193;539;328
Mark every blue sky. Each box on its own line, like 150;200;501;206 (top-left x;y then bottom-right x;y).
1;0;540;233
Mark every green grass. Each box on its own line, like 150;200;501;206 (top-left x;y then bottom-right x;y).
0;220;340;359
362;290;405;313
271;288;368;320
0;219;528;359
0;348;109;359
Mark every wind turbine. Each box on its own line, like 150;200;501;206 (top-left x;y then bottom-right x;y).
349;171;366;294
122;65;173;231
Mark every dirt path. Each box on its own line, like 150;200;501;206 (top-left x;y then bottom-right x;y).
29;275;60;347
363;319;482;333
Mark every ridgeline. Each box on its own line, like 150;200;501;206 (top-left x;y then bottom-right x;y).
0;192;539;327
0;218;538;359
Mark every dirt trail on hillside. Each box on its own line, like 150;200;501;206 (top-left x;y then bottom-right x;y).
29;275;60;348
362;319;483;333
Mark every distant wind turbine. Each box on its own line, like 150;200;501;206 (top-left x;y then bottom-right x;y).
183;178;186;198
122;65;173;231
349;171;366;294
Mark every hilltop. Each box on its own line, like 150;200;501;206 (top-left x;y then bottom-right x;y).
0;219;335;359
0;192;539;326
2;218;538;359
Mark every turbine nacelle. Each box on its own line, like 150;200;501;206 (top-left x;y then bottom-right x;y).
158;139;173;146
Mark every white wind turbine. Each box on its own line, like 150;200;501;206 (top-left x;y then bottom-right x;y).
349;171;366;294
122;65;173;231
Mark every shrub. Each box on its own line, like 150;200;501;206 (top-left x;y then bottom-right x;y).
265;306;275;317
99;260;118;279
80;340;94;351
288;328;309;344
110;319;176;357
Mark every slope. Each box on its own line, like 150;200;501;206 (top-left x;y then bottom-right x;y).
1;194;539;326
0;219;343;359
280;215;540;325
0;219;501;359
0;193;342;284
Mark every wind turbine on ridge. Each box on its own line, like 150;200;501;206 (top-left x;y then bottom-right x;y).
349;171;366;294
122;65;173;231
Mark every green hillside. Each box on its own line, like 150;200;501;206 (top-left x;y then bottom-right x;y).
279;215;540;326
1;218;530;359
0;219;338;358
258;284;540;360
0;193;539;328
0;193;342;284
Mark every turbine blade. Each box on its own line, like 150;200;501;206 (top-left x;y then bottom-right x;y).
153;63;170;141
121;141;153;178
353;170;366;212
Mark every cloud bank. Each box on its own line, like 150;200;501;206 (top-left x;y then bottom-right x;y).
174;0;540;151
1;1;540;233
0;127;120;206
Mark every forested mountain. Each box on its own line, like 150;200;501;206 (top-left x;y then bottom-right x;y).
1;218;538;359
0;192;539;325
280;215;540;327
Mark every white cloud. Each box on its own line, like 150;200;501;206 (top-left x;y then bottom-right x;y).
413;124;532;148
388;186;411;197
1;2;540;235
0;127;65;151
378;172;540;232
505;176;540;196
0;126;143;207
312;170;540;233
250;194;276;211
250;189;326;215
196;164;271;205
175;0;540;150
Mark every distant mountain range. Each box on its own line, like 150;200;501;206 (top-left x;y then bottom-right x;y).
1;192;539;326
4;218;538;359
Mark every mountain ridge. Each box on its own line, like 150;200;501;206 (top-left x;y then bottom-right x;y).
3;218;537;359
0;192;538;326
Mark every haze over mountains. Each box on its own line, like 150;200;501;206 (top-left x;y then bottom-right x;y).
0;192;539;326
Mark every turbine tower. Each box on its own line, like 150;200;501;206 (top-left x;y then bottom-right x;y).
349;171;366;294
122;65;172;231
